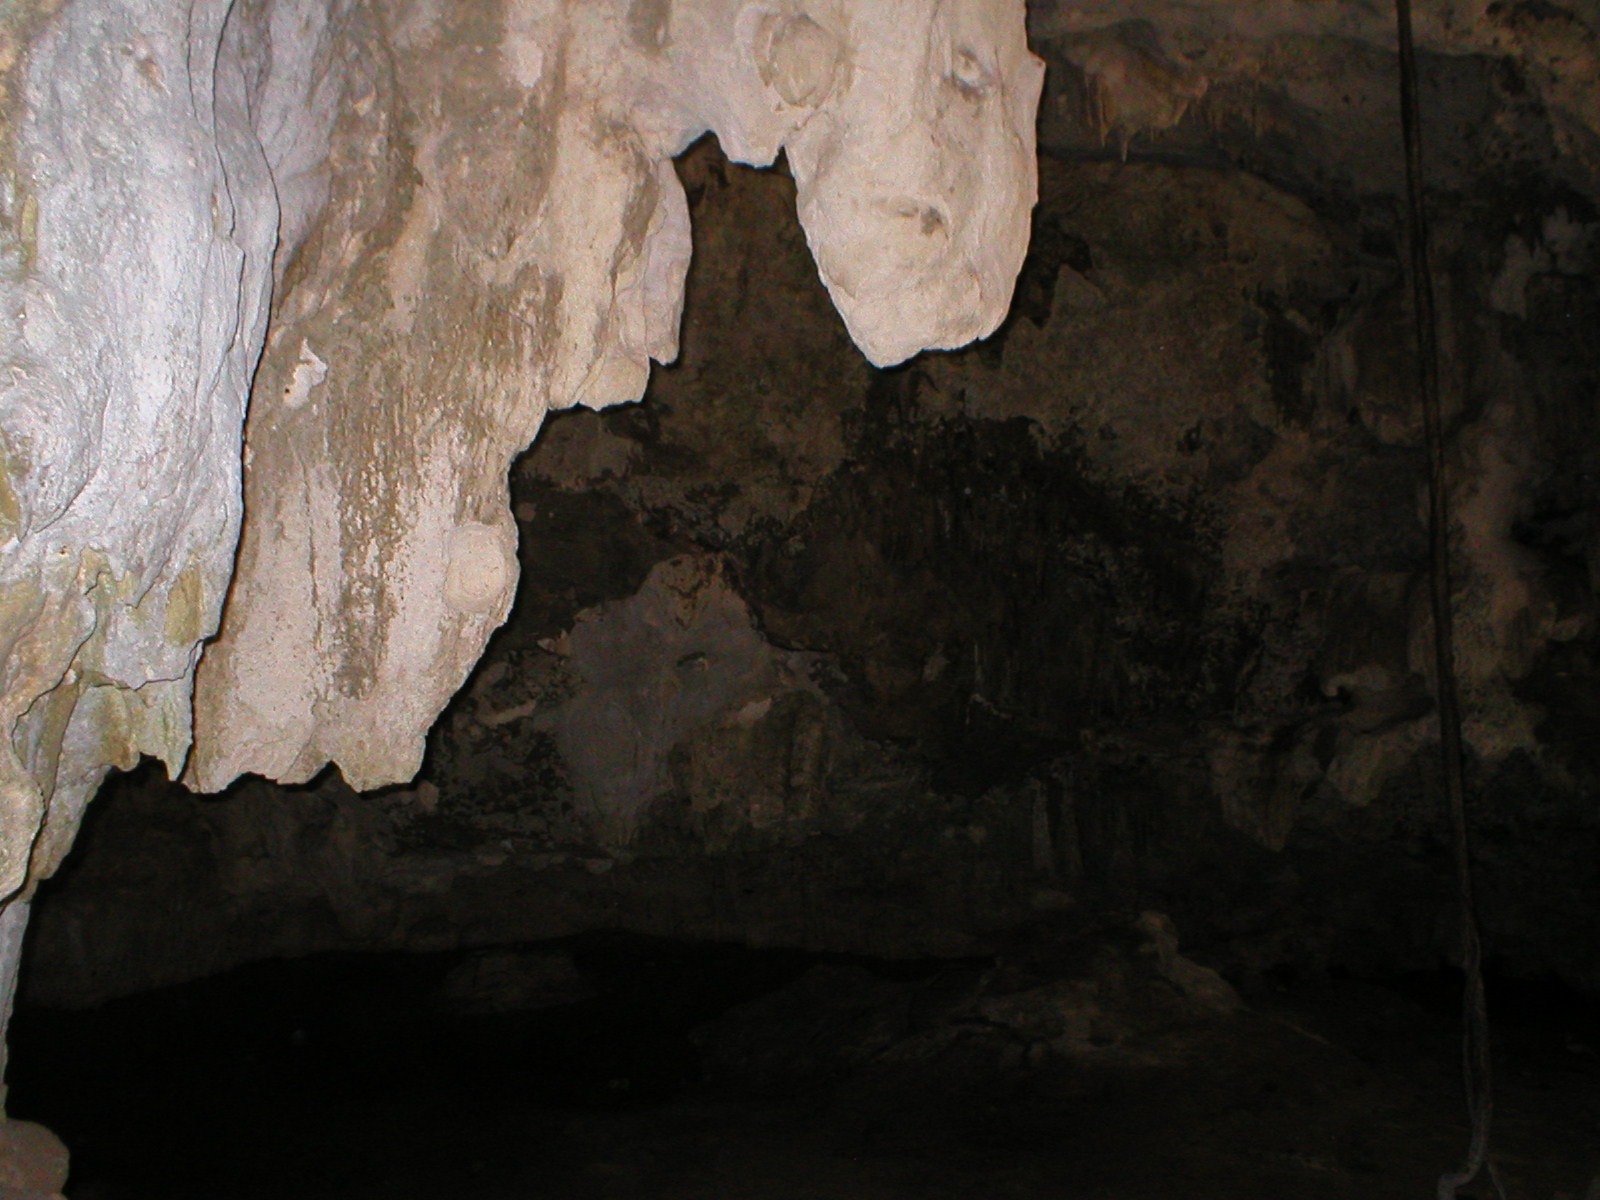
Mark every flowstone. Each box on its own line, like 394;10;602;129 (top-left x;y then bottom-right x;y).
187;0;1045;793
0;0;276;902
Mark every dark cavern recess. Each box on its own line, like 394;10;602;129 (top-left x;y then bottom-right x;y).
8;10;1600;1200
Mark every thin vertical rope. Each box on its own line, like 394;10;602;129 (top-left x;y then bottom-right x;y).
1391;3;1500;1196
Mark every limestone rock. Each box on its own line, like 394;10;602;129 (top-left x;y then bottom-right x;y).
188;0;1044;793
547;554;820;844
0;0;275;899
776;0;1045;365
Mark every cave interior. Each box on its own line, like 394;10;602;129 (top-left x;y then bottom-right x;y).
3;1;1600;1197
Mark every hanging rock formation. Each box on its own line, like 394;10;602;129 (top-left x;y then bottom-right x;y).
0;0;1041;1112
187;0;1044;793
0;0;1045;895
0;0;278;1080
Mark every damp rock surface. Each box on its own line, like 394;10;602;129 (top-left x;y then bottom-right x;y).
8;8;1600;1183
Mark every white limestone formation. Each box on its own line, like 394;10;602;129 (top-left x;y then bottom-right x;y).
0;0;1043;1113
187;0;1045;794
0;0;276;902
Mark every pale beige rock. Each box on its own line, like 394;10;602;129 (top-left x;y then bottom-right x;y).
189;0;1045;794
0;0;276;899
781;0;1044;364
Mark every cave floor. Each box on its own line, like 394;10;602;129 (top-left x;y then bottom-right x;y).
9;938;1598;1199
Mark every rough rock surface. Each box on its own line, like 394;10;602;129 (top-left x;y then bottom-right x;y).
11;0;1600;1149
0;0;275;904
0;0;1042;1106
0;1116;67;1197
27;108;1600;1007
187;0;1043;793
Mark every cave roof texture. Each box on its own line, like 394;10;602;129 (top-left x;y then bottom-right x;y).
0;0;1050;906
0;0;1593;1160
0;0;1596;1081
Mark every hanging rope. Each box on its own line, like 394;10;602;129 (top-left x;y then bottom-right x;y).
1391;3;1501;1197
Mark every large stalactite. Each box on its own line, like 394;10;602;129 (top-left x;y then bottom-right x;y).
0;0;1043;1157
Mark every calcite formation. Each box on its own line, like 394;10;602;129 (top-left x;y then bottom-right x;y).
187;0;1044;793
0;0;1042;1105
7;0;1600;1152
0;0;276;905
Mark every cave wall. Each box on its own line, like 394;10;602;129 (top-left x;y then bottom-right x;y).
3;1;1600;1172
0;0;1043;900
29;84;1600;1008
0;0;1043;1121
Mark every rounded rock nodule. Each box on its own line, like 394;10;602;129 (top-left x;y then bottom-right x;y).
444;522;513;614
